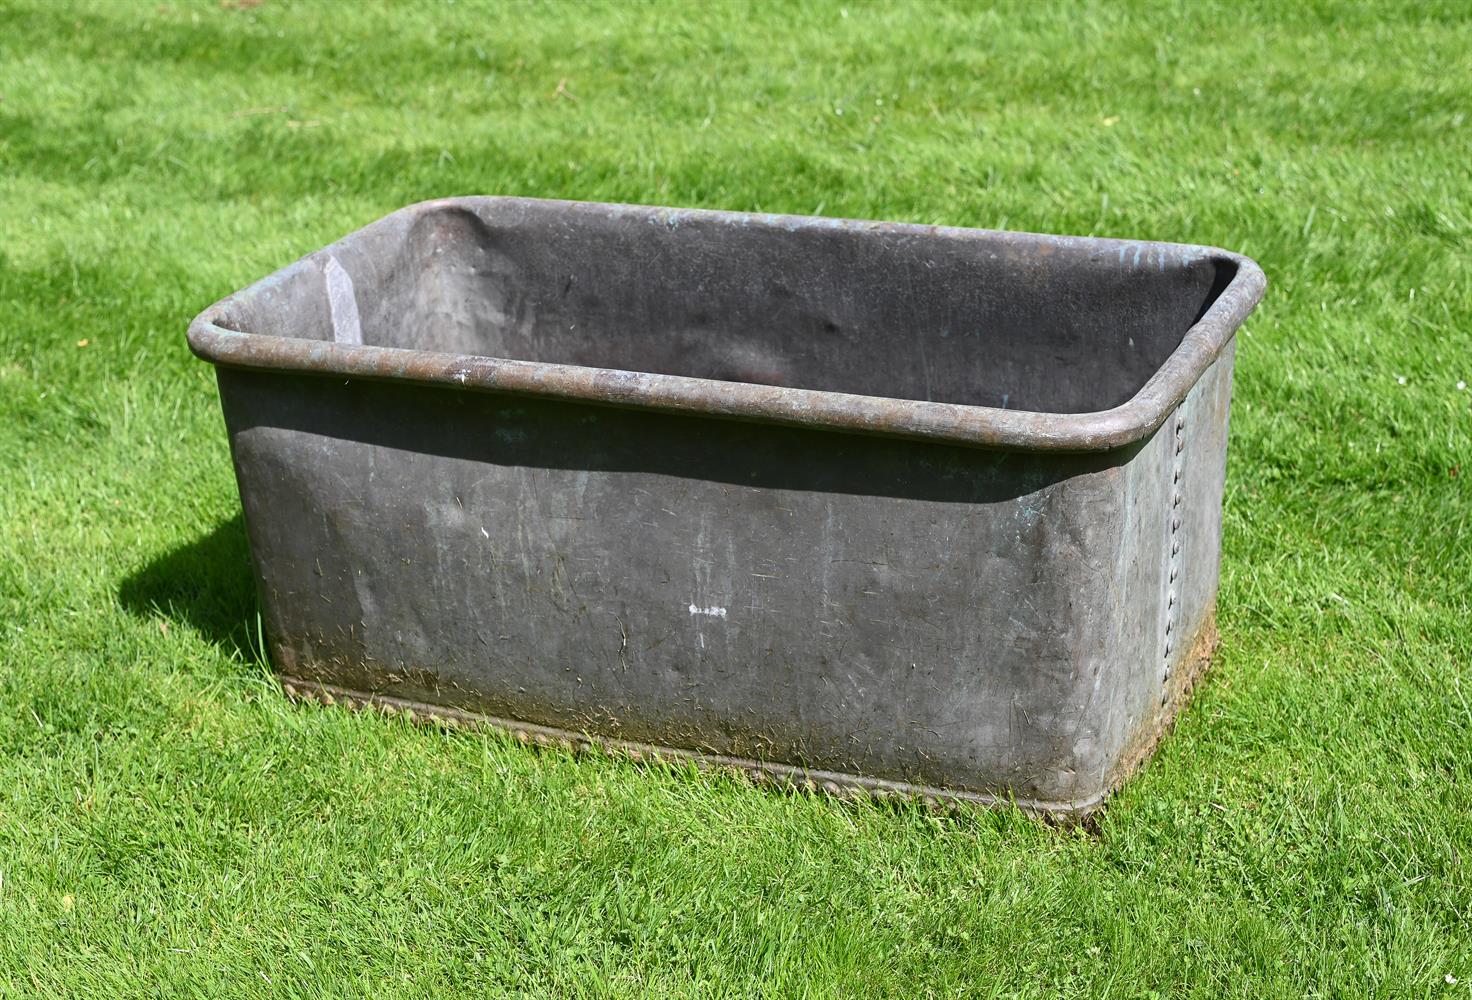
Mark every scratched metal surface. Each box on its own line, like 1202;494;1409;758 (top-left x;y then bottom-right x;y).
189;197;1264;813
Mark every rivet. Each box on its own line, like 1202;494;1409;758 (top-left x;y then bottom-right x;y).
1169;567;1178;582
1171;540;1180;556
1173;492;1183;508
1165;619;1173;634
626;747;643;762
1173;469;1181;483
1171;516;1181;532
1168;592;1176;607
1164;639;1173;656
282;683;298;699
320;692;336;707
514;729;532;744
1175;441;1184;455
822;780;842;796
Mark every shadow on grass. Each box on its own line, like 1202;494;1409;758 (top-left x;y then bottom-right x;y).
118;513;260;659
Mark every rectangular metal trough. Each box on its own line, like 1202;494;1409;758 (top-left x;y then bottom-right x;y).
188;197;1265;817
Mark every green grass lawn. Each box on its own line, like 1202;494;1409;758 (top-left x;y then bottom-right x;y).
2;0;1470;994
